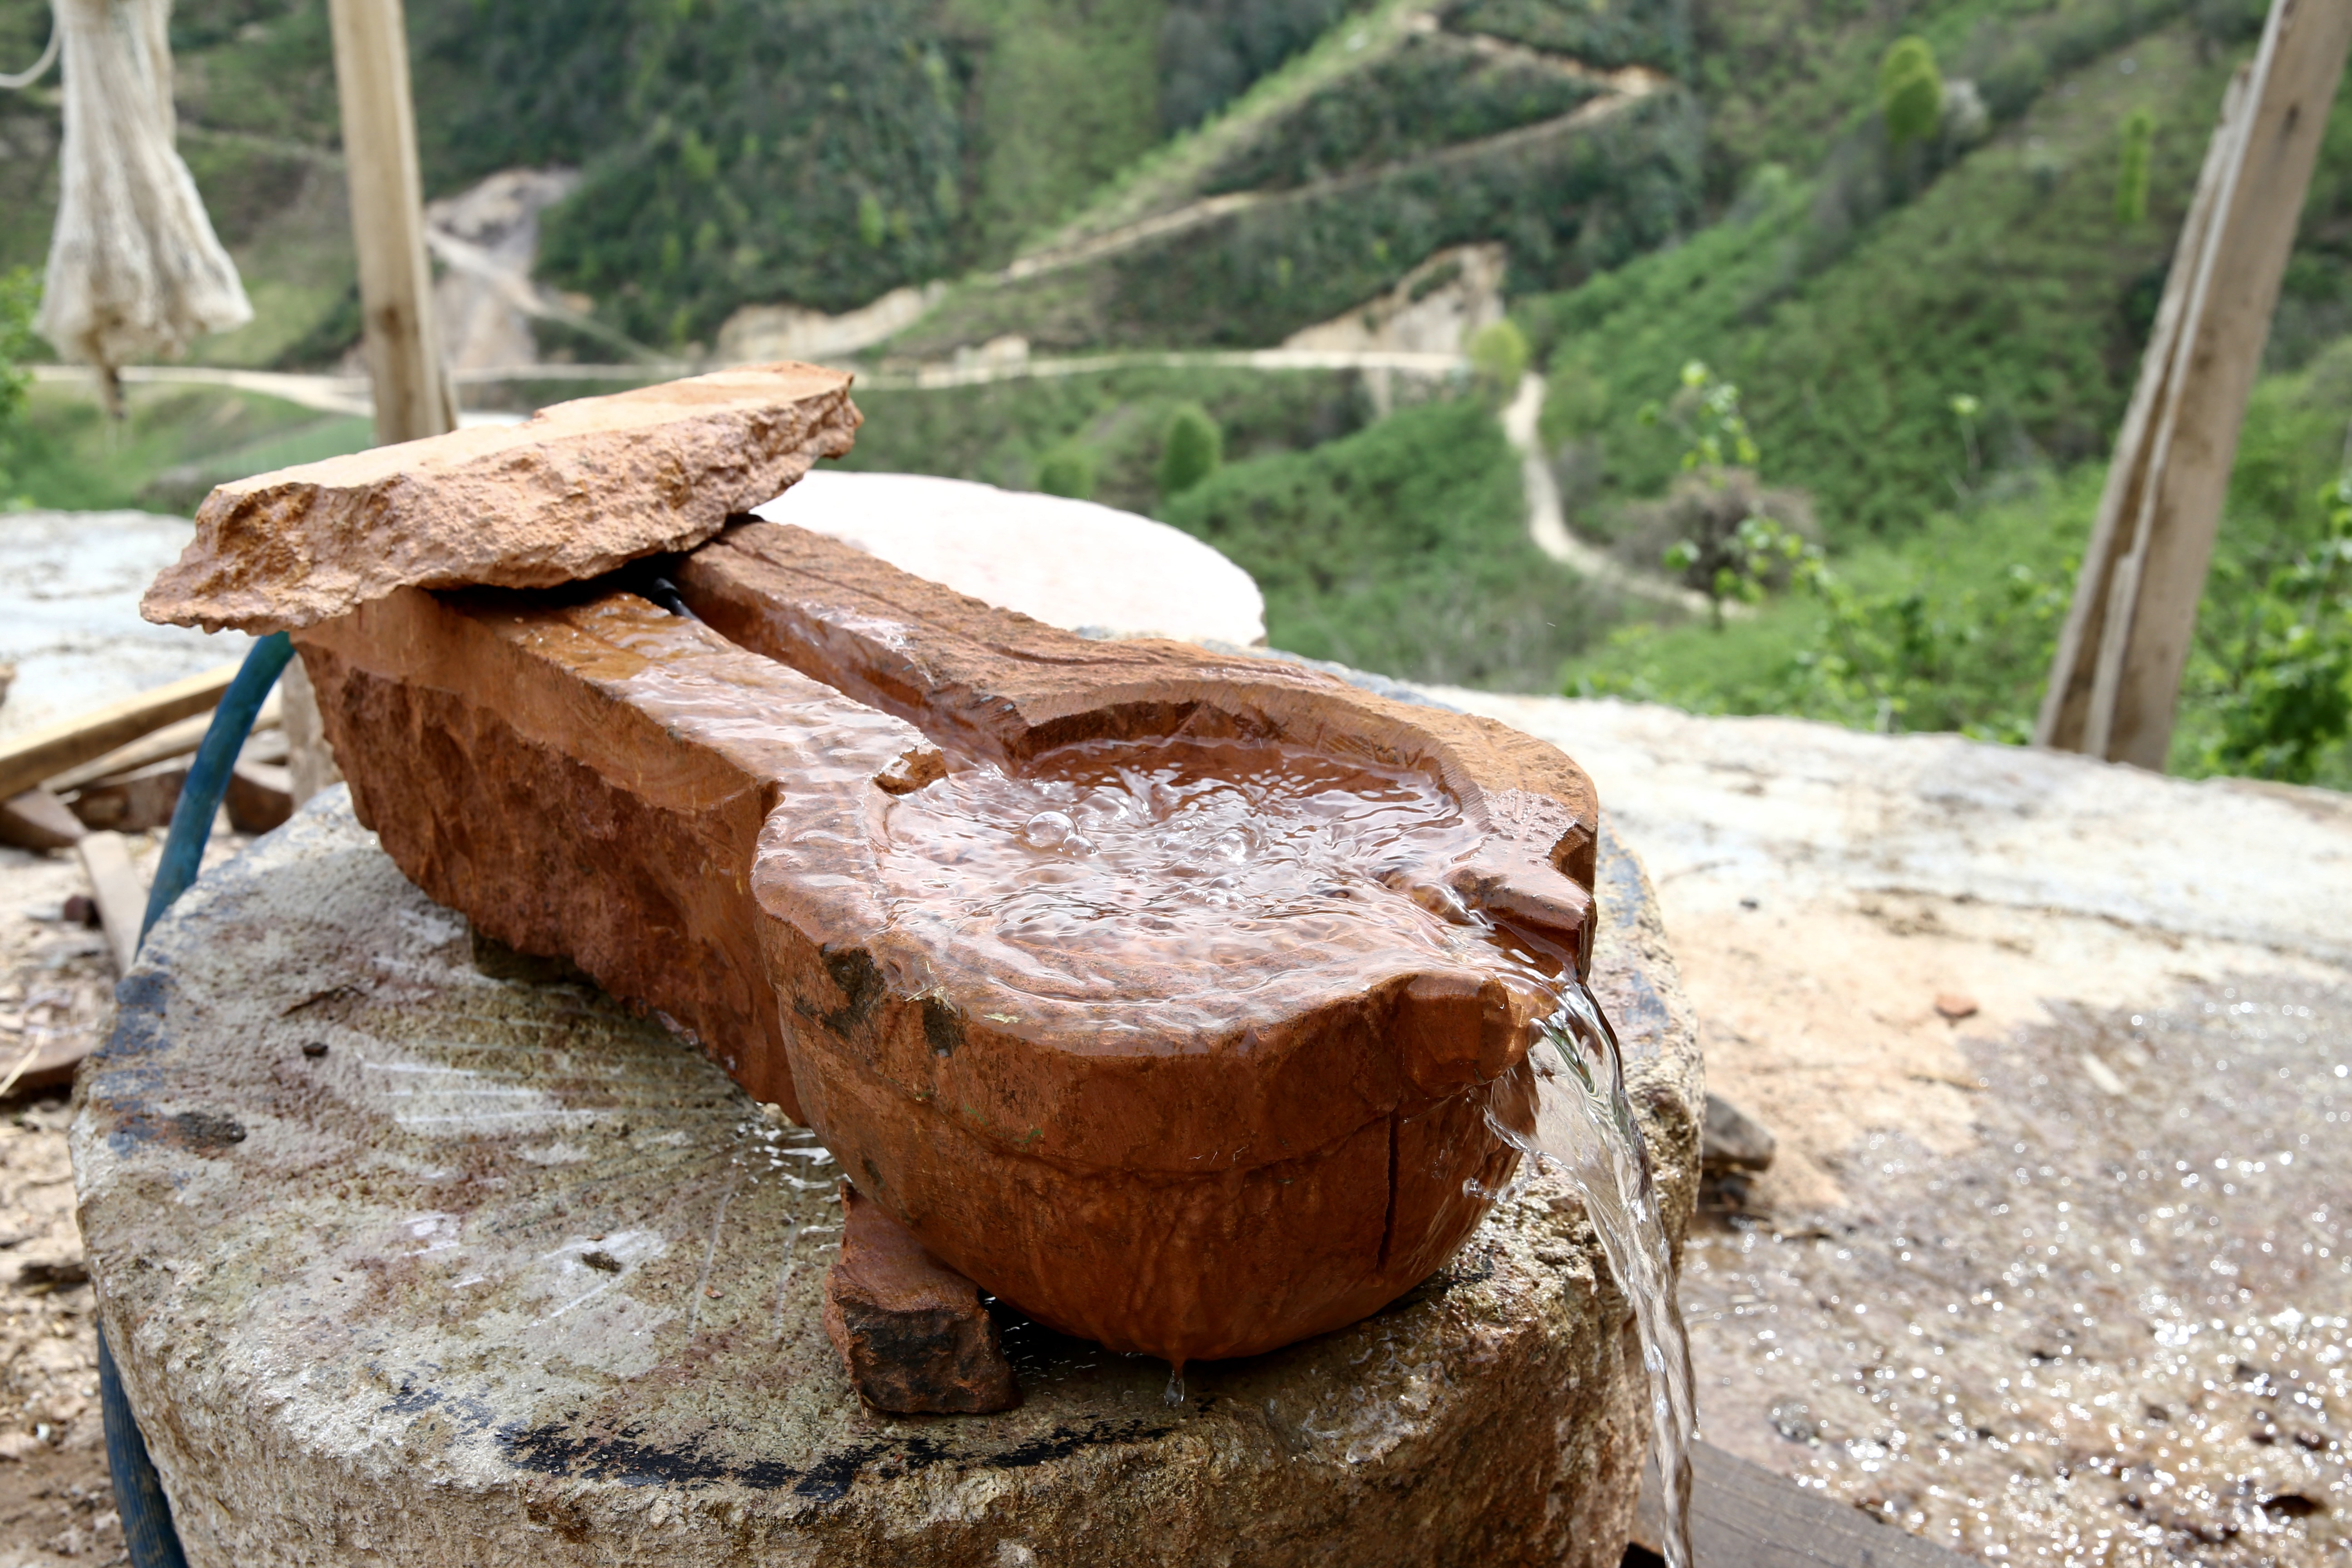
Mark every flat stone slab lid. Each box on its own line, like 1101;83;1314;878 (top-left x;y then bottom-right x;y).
755;471;1267;647
141;363;858;635
71;792;1699;1567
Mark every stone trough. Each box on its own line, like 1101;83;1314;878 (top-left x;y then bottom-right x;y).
79;363;1702;1563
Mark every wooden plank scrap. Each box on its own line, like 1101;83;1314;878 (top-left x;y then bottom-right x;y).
0;664;237;803
44;693;279;795
0;788;84;852
1630;1442;1970;1568
66;759;190;834
76;831;147;976
225;762;294;834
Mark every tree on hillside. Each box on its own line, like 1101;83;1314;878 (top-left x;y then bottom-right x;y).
1879;38;1943;149
2115;109;2156;225
1469;319;1530;407
1158;404;1223;498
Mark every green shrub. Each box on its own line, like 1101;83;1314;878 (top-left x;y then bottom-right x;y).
0;268;36;500
1469;318;1531;406
2115;108;2156;225
2194;490;2352;783
838;365;1369;515
1036;445;1099;498
1156;403;1224;496
1159;397;1603;688
1878;37;1943;149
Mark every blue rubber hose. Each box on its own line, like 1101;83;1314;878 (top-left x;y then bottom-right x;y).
103;630;294;1568
98;1332;187;1568
140;632;293;942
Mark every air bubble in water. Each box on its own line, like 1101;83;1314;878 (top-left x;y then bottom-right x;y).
1021;811;1075;849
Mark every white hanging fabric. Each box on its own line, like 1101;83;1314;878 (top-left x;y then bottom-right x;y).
0;10;60;88
34;0;251;375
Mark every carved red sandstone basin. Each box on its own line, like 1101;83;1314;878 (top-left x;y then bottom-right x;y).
138;358;1607;1365
295;520;1600;1363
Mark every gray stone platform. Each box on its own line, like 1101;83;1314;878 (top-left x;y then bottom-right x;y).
71;790;1699;1568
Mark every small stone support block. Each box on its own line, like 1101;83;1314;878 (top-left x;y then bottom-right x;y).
823;1182;1018;1415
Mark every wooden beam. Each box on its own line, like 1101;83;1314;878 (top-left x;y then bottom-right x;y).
314;0;452;799
0;788;85;852
77;831;148;976
325;0;454;447
42;695;280;796
1629;1441;1970;1568
2038;0;2352;767
0;665;237;803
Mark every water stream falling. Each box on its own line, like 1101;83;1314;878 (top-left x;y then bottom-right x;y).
876;736;1695;1565
1485;972;1696;1568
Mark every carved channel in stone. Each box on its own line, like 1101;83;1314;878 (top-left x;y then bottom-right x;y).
297;519;1606;1366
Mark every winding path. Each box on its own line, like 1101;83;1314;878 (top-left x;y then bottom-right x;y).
1501;372;1713;612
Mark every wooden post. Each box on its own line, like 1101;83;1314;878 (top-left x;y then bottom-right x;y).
2036;0;2352;768
298;0;453;801
326;0;453;447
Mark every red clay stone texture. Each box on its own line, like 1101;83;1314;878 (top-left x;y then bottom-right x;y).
142;364;859;635
823;1182;1019;1415
276;509;1607;1367
293;585;932;1123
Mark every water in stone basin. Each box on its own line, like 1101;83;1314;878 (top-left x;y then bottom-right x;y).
878;735;1697;1568
874;735;1503;1020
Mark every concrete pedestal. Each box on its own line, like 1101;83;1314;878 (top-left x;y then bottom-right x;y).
71;791;1699;1568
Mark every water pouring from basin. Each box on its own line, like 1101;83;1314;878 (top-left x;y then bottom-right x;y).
1487;975;1697;1568
883;733;1697;1567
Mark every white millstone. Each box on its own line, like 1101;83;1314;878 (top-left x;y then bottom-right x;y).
72;790;1697;1568
756;471;1268;647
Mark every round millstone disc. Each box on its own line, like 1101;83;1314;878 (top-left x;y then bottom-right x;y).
73;790;1699;1568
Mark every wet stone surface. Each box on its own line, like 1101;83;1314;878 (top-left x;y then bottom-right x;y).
69;792;1697;1568
1683;978;2350;1564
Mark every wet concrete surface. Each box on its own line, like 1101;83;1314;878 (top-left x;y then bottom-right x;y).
1682;976;2349;1564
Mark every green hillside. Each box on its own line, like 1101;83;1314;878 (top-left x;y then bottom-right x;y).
1562;337;2352;787
886;0;1703;357
1519;18;2247;544
1;0;2346;779
0;0;1362;359
1161;397;1590;689
837;364;1373;514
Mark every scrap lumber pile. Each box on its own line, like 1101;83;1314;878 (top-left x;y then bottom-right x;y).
1;665;299;1023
